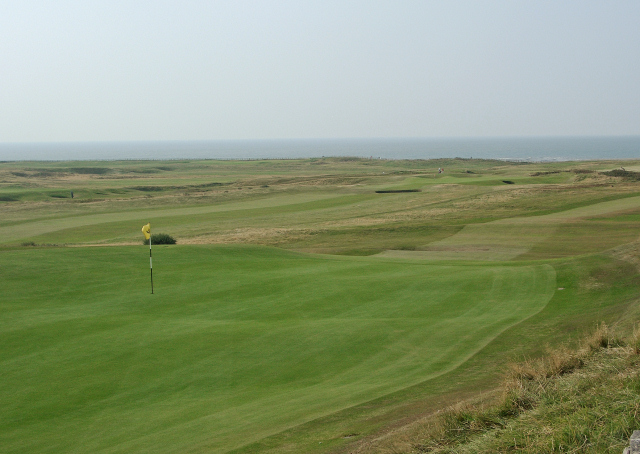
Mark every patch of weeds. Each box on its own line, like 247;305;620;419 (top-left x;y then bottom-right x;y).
0;196;18;202
21;241;37;247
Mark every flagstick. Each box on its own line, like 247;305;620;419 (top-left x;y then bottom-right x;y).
149;235;153;294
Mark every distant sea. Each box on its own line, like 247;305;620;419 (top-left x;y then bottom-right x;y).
1;137;639;162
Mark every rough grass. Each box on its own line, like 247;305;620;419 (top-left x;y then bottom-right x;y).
350;325;640;454
602;169;640;180
2;158;640;257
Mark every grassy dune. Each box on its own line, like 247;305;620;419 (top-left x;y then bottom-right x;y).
1;158;640;453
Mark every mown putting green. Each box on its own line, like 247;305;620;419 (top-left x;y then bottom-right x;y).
1;245;555;453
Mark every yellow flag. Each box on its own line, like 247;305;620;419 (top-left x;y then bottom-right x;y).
141;223;151;240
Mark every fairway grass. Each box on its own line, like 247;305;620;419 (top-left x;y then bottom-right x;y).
0;192;361;245
1;246;555;453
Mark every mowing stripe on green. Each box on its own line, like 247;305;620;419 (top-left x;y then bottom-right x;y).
0;245;555;453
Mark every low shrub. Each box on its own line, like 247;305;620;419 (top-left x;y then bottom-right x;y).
601;169;640;180
143;233;176;245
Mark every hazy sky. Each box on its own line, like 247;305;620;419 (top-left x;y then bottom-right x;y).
1;1;639;142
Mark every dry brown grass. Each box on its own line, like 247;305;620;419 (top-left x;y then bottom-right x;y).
610;241;640;272
343;323;637;454
178;227;316;245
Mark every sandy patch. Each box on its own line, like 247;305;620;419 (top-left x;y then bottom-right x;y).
376;247;529;261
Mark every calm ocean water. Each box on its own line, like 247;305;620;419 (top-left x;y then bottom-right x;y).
1;137;639;162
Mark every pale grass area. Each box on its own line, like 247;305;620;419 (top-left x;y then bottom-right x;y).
178;228;314;244
380;195;640;261
494;193;640;224
424;224;552;260
182;206;452;246
610;241;640;272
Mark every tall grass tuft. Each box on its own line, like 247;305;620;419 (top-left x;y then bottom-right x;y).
581;322;626;352
631;324;640;355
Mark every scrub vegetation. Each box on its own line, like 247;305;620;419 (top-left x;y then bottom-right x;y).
1;157;639;453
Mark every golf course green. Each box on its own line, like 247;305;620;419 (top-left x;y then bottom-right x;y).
1;246;557;453
1;158;640;453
